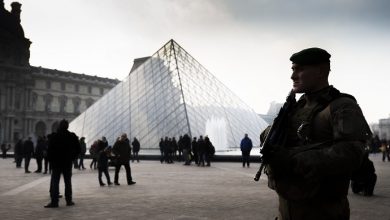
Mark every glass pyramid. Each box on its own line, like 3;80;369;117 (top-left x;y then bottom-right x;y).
69;40;268;151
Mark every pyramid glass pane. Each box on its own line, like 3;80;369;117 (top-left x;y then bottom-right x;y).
69;40;268;151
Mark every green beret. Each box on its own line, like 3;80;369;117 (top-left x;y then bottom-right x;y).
290;47;331;65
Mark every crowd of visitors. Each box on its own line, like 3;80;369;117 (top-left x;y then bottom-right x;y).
159;134;215;166
1;127;385;210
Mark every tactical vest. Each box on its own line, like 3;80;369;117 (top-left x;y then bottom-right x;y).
290;86;359;145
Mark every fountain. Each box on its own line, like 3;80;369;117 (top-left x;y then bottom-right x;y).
205;117;228;152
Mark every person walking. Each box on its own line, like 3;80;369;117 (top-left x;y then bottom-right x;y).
240;134;253;168
259;48;371;219
89;141;98;170
112;133;136;185
78;137;86;170
44;119;81;208
97;141;112;186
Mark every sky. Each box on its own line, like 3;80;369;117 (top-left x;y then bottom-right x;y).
4;0;390;124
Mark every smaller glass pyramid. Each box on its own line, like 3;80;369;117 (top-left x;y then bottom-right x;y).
69;40;268;151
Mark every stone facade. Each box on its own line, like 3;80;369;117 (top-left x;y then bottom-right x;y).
377;118;390;140
0;1;119;144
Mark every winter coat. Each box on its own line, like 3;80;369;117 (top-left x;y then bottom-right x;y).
240;137;253;152
48;129;81;168
112;139;131;164
132;139;140;152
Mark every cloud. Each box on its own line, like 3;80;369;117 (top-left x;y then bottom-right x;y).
216;0;390;28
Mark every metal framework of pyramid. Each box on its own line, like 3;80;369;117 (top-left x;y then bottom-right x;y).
69;40;268;151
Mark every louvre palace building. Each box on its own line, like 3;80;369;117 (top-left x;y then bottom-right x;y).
0;1;119;145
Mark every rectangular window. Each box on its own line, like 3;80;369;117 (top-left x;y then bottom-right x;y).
46;81;51;89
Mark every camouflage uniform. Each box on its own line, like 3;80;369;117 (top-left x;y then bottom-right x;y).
267;86;371;220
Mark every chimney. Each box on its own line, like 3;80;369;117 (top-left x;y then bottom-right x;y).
11;2;22;23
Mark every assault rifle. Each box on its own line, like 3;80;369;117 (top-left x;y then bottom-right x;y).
254;90;296;181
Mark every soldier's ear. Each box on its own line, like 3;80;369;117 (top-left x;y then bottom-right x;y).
318;63;330;78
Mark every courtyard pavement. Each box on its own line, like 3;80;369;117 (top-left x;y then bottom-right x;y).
0;154;389;220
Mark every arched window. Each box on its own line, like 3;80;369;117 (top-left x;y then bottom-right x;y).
43;94;53;112
73;96;81;114
51;121;59;133
59;95;67;113
35;121;47;138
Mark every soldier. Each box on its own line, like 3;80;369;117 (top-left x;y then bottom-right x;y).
261;48;371;219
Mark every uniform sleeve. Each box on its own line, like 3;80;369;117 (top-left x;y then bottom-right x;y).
292;97;369;180
332;97;371;141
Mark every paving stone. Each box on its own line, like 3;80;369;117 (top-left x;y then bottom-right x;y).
0;155;389;219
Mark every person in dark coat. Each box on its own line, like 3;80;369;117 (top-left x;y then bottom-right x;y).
14;139;23;168
23;137;34;173
163;137;173;163
44;119;81;208
159;138;165;163
172;137;178;160
97;140;112;186
34;136;46;173
182;134;192;165
178;135;183;162
204;136;215;166
43;136;50;174
240;134;253;168
78;137;86;170
192;137;199;165
1;143;11;159
89;141;98;169
197;136;206;166
131;137;140;162
112;133;136;185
